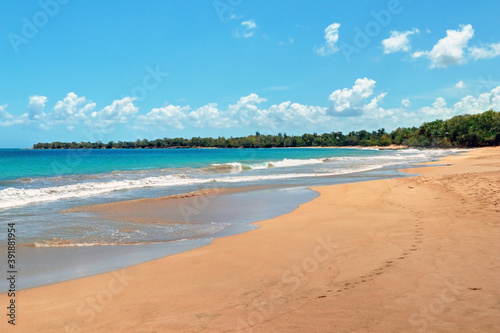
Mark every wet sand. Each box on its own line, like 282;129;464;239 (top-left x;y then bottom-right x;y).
2;147;499;332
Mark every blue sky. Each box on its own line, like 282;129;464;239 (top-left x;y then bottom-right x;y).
1;0;500;148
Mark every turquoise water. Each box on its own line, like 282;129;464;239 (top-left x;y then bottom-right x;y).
0;147;461;239
1;147;383;180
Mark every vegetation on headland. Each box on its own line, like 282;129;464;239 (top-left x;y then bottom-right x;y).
33;110;500;149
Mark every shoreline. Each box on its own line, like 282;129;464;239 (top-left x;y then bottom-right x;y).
2;147;499;332
28;144;409;150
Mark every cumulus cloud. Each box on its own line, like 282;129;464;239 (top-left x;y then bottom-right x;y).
51;93;96;127
188;103;235;128
6;93;138;132
315;23;341;56
27;95;48;120
456;80;465;89
0;104;23;126
135;93;331;132
419;97;453;116
416;85;500;119
235;19;257;38
226;93;267;126
86;97;138;132
453;86;500;114
5;84;500;136
0;105;13;120
257;102;329;130
382;29;419;54
412;24;474;68
469;42;500;60
136;105;189;130
328;78;386;117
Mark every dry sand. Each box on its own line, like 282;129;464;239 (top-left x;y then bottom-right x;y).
2;147;499;332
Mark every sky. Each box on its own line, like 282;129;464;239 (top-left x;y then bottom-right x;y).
1;0;500;148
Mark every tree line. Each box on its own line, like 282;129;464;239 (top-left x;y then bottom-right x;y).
33;110;500;149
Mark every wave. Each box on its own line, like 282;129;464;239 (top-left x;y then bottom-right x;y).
0;149;462;210
0;165;383;210
27;239;176;247
202;149;462;174
204;158;332;173
31;240;123;247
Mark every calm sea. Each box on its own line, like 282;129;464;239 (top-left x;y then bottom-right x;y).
0;147;463;290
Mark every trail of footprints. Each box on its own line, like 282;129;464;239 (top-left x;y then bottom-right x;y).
317;206;424;299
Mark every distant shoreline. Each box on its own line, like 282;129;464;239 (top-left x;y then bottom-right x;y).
30;145;408;150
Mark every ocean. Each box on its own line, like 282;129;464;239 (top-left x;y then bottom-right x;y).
0;147;463;290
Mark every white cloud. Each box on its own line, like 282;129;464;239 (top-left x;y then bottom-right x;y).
235;19;257;38
0;92;138;132
420;97;453;116
52;92;96;124
0;105;23;127
135;93;330;132
86;97;138;132
226;93;266;126
256;102;329;130
27;95;48;120
315;23;341;56
382;29;419;54
0;105;13;120
136;105;189;130
416;85;500;119
188;103;235;128
5;84;500;136
456;81;465;89
453;86;500;114
328;78;386;117
412;24;474;68
469;42;500;60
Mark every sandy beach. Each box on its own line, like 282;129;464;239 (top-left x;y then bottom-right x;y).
2;147;499;332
